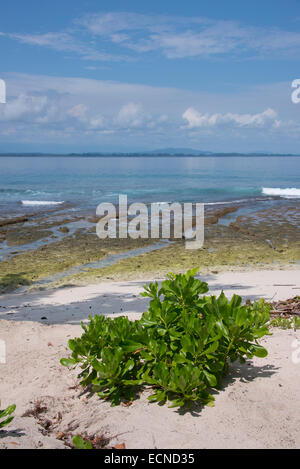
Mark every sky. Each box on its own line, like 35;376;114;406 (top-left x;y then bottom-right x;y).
1;0;300;153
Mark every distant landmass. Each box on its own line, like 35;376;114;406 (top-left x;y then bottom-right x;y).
0;148;299;157
145;148;213;155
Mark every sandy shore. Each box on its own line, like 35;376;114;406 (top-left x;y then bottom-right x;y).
0;269;300;449
1;269;300;324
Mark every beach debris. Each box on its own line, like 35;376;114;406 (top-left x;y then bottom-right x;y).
70;432;112;449
121;401;132;407
22;400;47;419
271;297;300;317
21;397;115;449
22;400;57;436
40;419;52;432
270;297;300;329
114;443;126;449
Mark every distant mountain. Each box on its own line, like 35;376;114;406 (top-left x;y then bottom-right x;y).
0;149;299;157
145;148;213;155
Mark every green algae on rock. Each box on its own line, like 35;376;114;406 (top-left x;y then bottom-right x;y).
0;204;299;293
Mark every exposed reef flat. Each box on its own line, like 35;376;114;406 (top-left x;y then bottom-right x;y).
0;203;299;293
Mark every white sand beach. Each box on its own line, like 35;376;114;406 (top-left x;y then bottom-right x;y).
0;269;300;449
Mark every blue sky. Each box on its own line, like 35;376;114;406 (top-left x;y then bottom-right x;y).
1;0;300;152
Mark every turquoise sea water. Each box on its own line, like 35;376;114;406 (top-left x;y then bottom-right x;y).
0;155;299;216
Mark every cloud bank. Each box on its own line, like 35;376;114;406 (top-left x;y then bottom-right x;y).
0;73;298;152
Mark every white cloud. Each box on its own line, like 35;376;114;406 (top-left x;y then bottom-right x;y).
4;32;127;62
76;12;159;36
3;12;300;63
0;94;48;121
116;102;143;127
0;74;173;140
182;107;278;129
9;32;75;50
68;104;88;119
75;12;300;60
0;73;299;151
143;32;236;58
90;116;105;129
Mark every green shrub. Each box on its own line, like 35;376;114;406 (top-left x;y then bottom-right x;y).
271;315;300;330
61;268;271;408
0;403;16;429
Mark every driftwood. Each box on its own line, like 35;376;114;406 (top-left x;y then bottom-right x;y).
271;297;300;317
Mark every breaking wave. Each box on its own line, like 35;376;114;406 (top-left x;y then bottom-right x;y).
21;200;65;206
262;187;300;198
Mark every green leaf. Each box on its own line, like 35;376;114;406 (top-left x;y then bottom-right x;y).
60;358;77;367
120;341;144;352
0;416;14;429
186;267;199;278
72;435;93;449
203;370;217;387
0;404;16;429
249;344;268;358
0;404;16;418
205;340;219;355
168;399;185;408
205;399;215;407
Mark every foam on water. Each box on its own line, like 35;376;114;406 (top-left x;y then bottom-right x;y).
21;200;65;206
262;187;300;198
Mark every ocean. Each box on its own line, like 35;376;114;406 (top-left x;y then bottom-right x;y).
0;155;299;217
